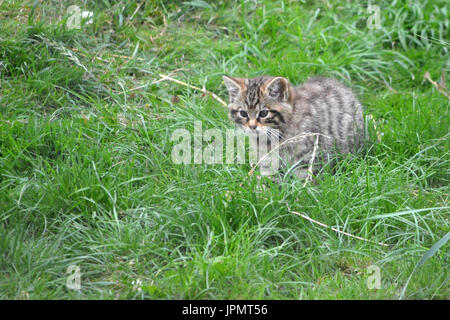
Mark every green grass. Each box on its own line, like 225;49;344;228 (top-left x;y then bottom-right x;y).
0;0;449;299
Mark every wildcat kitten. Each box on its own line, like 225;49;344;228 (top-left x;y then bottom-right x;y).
223;75;364;179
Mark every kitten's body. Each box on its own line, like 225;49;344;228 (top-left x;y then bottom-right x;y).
223;75;364;179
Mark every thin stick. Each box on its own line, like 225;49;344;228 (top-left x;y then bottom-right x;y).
367;114;382;142
303;134;319;187
128;69;185;93
424;71;450;101
158;73;228;107
70;47;145;62
291;211;389;247
159;15;168;37
128;3;141;22
0;119;28;125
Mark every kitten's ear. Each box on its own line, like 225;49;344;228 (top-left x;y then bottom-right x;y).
223;75;244;103
263;77;290;102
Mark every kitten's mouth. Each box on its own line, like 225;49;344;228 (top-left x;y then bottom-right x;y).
242;125;262;135
246;127;260;134
241;125;284;141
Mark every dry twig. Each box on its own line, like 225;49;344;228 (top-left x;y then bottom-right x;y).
302;134;319;187
70;47;145;62
158;73;228;107
291;211;389;247
424;71;449;100
367;114;382;142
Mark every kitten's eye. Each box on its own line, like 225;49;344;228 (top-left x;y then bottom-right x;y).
259;110;269;118
239;110;248;117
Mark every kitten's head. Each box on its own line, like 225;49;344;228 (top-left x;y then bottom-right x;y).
223;75;293;135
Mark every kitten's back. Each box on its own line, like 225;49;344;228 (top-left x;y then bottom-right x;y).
289;77;364;153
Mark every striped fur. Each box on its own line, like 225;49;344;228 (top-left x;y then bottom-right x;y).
223;75;364;179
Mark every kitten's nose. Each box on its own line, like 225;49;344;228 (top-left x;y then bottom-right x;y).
249;125;257;130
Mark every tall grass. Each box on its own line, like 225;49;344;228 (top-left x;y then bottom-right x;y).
0;0;448;299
